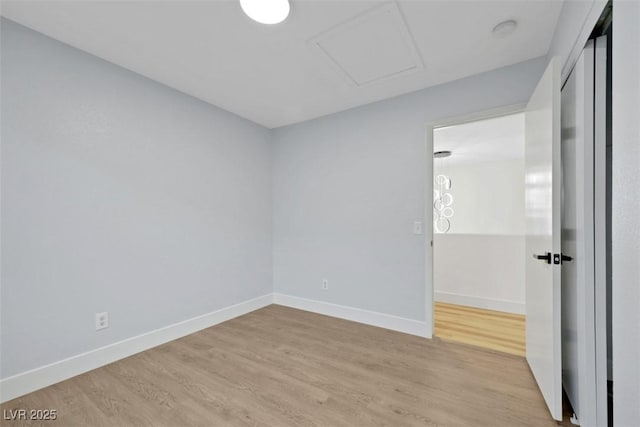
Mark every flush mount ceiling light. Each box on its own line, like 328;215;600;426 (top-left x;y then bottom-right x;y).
240;0;290;24
434;150;452;158
492;19;518;38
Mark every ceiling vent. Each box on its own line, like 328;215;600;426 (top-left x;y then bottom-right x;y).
309;2;424;87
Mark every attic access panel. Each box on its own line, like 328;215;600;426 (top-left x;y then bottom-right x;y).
310;2;425;87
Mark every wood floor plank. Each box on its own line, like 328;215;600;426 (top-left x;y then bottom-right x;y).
1;304;566;426
434;302;526;356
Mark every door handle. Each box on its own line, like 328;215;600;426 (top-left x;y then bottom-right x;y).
533;252;552;264
561;254;573;263
553;253;574;264
533;252;572;265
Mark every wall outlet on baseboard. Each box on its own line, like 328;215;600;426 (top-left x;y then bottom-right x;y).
321;279;329;290
95;312;109;331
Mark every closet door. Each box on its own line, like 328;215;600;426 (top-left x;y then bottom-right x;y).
593;34;609;427
561;36;609;427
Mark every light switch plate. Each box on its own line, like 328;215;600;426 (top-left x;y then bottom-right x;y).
413;221;423;235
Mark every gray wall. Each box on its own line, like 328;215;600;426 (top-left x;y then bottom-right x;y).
272;57;547;322
612;1;640;424
0;19;272;379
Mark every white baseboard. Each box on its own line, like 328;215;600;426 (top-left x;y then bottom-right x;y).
434;291;525;315
0;294;273;404
273;293;429;338
1;293;430;403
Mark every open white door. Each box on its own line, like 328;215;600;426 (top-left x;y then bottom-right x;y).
524;56;563;421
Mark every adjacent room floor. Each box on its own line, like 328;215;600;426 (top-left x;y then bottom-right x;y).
2;305;557;426
434;302;526;357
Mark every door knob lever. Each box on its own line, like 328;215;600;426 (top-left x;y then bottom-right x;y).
533;252;552;264
553;253;574;264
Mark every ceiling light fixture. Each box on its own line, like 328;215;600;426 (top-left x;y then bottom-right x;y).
240;0;290;25
492;20;518;38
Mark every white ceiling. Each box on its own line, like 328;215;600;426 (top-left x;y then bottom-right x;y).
434;112;525;166
1;0;563;128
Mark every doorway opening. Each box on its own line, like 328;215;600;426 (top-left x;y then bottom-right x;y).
431;110;526;356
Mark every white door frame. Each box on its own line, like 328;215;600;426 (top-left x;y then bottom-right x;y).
424;103;526;338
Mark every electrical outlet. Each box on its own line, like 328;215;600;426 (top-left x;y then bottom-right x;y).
95;312;109;331
321;279;329;290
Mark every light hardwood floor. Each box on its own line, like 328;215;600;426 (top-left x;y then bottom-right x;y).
2;305;563;426
434;302;526;357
